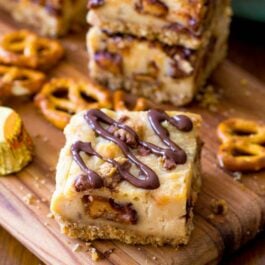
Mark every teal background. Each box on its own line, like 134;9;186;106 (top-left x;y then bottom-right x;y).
232;0;265;22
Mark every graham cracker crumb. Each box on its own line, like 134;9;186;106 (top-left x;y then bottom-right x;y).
91;248;101;261
23;193;36;205
207;213;215;220
232;172;242;181
240;78;248;86
152;256;157;260
210;199;228;215
49;166;55;172
103;248;115;258
72;243;82;252
196;85;220;112
47;212;54;219
42;136;48;142
40;179;46;185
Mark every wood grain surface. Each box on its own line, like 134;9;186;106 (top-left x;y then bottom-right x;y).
0;11;265;265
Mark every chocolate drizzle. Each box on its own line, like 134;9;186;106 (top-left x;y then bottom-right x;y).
72;109;193;191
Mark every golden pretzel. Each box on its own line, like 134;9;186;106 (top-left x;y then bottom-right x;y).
0;65;46;99
34;78;112;129
217;118;265;172
0;30;64;70
113;90;152;111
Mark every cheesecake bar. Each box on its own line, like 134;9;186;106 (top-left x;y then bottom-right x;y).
87;0;230;49
51;109;202;246
87;5;229;107
0;0;87;36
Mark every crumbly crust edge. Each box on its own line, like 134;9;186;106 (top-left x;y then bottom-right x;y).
56;216;192;247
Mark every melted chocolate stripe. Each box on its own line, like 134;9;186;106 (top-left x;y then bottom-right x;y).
84;110;160;189
71;141;104;189
71;109;193;190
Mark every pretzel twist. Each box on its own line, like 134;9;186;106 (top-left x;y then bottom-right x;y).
34;78;112;129
113;90;152;111
0;30;64;69
0;65;46;99
217;118;265;171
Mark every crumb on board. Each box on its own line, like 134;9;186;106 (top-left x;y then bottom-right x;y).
240;78;249;86
103;248;115;258
85;242;92;247
232;171;242;181
196;84;221;112
23;193;36;205
210;199;228;215
152;256;158;260
49;166;55;172
40;179;46;185
72;243;82;252
42;136;48;142
91;247;101;261
47;212;54;219
207;213;215;220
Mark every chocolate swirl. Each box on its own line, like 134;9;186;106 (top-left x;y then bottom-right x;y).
72;109;193;190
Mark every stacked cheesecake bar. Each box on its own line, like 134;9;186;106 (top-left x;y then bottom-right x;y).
0;0;87;36
87;0;231;106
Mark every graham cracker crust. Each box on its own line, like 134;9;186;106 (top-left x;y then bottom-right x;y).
57;216;192;247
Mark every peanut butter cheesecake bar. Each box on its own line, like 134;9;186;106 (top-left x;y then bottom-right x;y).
88;0;230;49
51;109;202;246
87;5;229;106
0;0;87;36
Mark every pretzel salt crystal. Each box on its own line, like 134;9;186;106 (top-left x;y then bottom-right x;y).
0;30;64;70
34;78;112;129
217;118;265;172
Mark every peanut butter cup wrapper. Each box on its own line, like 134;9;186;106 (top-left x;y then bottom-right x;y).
0;107;33;175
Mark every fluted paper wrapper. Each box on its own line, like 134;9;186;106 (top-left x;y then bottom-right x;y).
0;107;33;175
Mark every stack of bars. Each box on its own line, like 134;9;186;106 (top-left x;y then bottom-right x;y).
87;0;232;106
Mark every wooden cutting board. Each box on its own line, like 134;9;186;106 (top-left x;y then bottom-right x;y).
1;10;265;265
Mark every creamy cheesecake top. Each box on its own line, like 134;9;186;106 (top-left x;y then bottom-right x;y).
57;109;201;203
